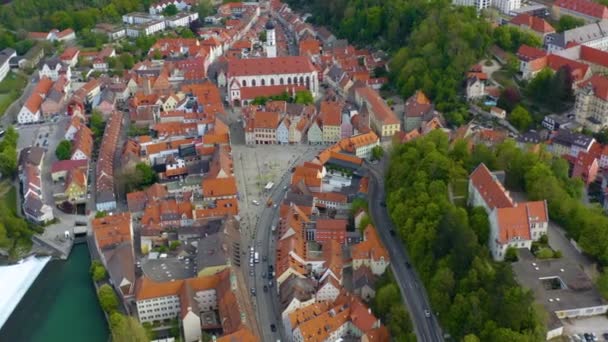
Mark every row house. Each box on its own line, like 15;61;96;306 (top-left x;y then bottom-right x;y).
140;198;193;234
135;270;254;342
18;78;54;124
41;76;69;118
51;159;89;204
148;0;194;15
59;47;80;67
19;147;54;223
469;163;549;261
96;111;123;211
288;294;385;342
354;86;400;140
550;129;596;157
319;100;343;144
70;125;94;161
39;58;71;81
351;225;390;276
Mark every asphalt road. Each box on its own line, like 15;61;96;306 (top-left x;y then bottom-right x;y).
250;148;320;342
365;161;445;342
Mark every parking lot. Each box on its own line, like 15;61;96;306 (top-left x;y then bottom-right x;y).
141;256;197;282
564;316;608;341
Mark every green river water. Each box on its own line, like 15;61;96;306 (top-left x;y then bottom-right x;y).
0;244;110;342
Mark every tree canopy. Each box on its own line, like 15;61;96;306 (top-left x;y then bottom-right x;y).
162;4;178;16
0;126;19;178
386;131;546;340
55;140;72;160
98;284;119;313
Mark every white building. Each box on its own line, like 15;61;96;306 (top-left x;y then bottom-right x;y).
493;0;522;13
452;0;491;11
39;59;71;81
126;20;167;37
165;12;199;28
265;20;277;58
18;77;54;124
0;48;16;83
469;163;549;261
149;0;193;15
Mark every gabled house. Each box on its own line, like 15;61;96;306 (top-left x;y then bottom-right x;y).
306;119;323;145
351;225;389;276
277;117;291;144
572;151;599;185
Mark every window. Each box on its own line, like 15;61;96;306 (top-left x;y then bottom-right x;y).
252;79;256;86
242;80;247;87
261;79;266;86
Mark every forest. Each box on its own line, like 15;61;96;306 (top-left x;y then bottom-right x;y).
285;0;542;126
387;130;608;339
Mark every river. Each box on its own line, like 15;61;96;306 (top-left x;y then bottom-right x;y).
0;244;109;342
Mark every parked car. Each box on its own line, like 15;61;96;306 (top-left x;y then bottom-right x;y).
263;285;268;292
270;324;276;332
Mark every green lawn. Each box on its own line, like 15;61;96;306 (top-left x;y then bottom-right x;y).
452;178;468;198
0;72;27;94
492;70;516;89
0;72;27;117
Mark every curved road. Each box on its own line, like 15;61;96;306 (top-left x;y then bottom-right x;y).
249;148;321;342
365;161;445;342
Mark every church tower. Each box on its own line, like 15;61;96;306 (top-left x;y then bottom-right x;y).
265;20;277;58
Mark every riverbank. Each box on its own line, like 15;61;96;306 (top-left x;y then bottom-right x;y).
0;244;109;341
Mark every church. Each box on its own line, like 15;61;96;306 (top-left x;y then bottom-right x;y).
222;20;319;106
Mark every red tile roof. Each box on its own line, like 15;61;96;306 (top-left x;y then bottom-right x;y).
547;54;590;82
228;56;316;76
469;163;514;209
25;78;54;113
319;100;343;127
579;75;608;101
355;86;400;125
253;111;280;129
510;13;555;33
516;45;547;61
92;213;132;250
580;46;608;69
202;177;237;198
495;201;547;243
554;0;608;19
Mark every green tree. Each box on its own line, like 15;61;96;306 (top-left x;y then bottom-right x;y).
110;313;150;342
95;211;107;218
555;15;585;32
55;140;72;160
169;240;181;251
294;90;314;104
135;163;157;187
98;284;119;313
162;4;178;16
91;262;108;282
90;110;106;138
371;145;384;160
536;247;554;259
194;0;214;18
258;30;267;43
597;271;608;300
0;145;18;178
508;105;532;131
119;53;134;69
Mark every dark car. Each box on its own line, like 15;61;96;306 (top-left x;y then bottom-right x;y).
405;261;411;269
263;285;268;292
380;201;387;207
270;324;276;332
389;230;396;236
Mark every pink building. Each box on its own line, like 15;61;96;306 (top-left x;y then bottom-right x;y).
572;151;599;185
